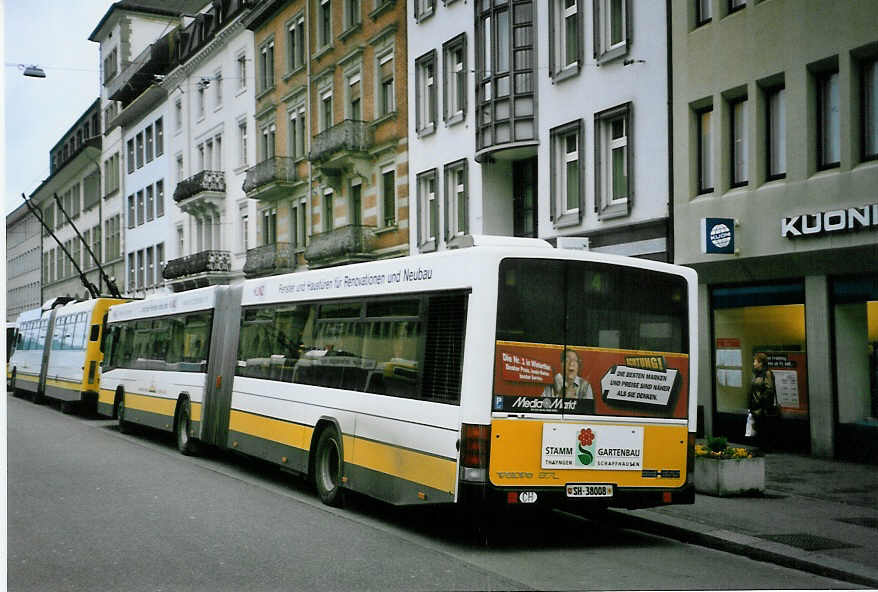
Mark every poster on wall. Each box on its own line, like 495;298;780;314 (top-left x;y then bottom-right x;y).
755;350;809;416
493;341;689;419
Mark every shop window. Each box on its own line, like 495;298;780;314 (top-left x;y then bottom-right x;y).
832;276;878;427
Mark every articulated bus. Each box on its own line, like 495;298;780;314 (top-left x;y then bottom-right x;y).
8;297;126;412
100;237;697;510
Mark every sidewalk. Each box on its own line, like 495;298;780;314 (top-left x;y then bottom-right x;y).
609;451;878;588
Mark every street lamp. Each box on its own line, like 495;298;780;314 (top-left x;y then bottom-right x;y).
20;64;46;78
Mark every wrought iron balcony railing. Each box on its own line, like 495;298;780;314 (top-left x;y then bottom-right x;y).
162;249;231;280
242;156;297;194
309;120;373;162
173;170;226;202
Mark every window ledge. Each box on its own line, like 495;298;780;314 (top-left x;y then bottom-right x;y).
414;8;434;23
369;0;396;21
312;45;334;62
338;23;362;42
444;112;465;127
235;86;248;98
375;224;398;235
553;211;580;229
234;164;249;175
371;111;397;127
419;239;437;252
551;63;580;83
255;86;276;102
595;45;627;66
283;65;306;83
597;200;629;220
416;123;436;138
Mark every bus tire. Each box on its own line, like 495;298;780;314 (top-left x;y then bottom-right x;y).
175;401;197;456
314;427;344;507
117;394;130;434
60;400;76;415
9;369;19;397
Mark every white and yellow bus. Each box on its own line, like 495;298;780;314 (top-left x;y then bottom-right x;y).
100;237;698;510
9;297;126;413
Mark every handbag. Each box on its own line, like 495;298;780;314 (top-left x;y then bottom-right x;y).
745;411;756;437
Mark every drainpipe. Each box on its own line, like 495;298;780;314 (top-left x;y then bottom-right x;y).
306;0;313;259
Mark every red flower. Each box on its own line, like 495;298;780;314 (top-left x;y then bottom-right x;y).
578;428;594;446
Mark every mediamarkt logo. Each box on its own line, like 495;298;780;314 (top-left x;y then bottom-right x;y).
511;396;576;410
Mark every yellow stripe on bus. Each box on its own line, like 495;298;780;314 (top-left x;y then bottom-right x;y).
191;402;202;422
229;410;312;450
125;392;177;418
99;388;115;407
45;378;82;390
16;373;40;384
351;438;457;494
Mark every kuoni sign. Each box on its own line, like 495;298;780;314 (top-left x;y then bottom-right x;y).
701;218;735;254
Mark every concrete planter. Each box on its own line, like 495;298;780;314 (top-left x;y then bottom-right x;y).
695;457;765;496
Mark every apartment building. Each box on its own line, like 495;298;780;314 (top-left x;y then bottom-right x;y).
6;203;42;323
672;0;878;461
163;0;257;291
408;0;672;260
242;0;410;276
32;100;106;302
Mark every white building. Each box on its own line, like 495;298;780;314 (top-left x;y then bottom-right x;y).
6;203;42;323
408;0;672;260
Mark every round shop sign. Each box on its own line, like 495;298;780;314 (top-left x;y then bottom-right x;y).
709;223;731;249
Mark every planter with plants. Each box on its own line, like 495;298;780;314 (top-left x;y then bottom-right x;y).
694;436;765;497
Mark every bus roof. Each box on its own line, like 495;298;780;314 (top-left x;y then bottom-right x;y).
107;286;220;323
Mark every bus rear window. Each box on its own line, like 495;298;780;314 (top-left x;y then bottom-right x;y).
495;258;689;418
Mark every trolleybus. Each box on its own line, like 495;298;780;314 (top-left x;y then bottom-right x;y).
100;237;697;510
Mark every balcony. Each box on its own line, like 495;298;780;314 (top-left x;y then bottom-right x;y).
243;242;297;278
309;121;374;186
108;30;177;105
304;225;377;268
162;249;233;292
173;170;226;214
242;156;298;202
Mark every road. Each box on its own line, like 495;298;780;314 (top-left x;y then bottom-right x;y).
7;394;860;591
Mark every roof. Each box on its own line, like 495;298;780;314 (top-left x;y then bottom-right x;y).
89;0;208;41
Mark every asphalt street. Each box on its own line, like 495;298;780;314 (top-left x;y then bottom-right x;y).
6;394;861;591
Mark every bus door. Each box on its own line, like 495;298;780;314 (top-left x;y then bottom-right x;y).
37;310;58;395
199;285;242;448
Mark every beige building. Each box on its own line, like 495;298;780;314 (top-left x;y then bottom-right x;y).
672;0;878;461
6;203;42;324
242;0;409;275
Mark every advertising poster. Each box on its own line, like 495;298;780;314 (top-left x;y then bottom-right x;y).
493;341;689;419
759;351;809;416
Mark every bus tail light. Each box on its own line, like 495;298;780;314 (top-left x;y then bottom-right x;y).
459;423;491;483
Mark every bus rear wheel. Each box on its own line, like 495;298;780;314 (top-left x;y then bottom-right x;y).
175;402;197;456
116;395;130;434
9;369;18;397
314;428;344;507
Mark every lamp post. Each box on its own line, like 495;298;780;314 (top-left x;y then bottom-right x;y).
22;65;46;78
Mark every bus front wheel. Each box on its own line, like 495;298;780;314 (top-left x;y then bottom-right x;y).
314;428;344;507
175;402;197;456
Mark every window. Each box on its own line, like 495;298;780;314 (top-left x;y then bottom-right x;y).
595;0;629;63
157;243;165;283
137;250;145;290
238;120;248;167
198;85;206;119
262;208;277;245
551;121;583;226
344;0;361;29
147;247;155;287
106;215;121;260
72;240;81;274
155;117;164;156
323;190;334;232
443;34;467;122
697;105;714;194
318;0;332;48
127;253;136;291
146;185;155;222
92;224;102;263
215;71;223;107
70;183;81;219
259;39;275;92
730;96;748;187
289;105;306;159
414;0;434;21
237;52;247;90
103;47;118;83
382;168;396;226
156;180;165;218
445;159;468;239
551;0;581;77
291;199;308;248
177;226;185;256
696;0;711;25
127;195;136;229
596;104;631;218
417;169;438;248
416;51;437;135
145;126;154;162
136;190;145;226
320;89;333;131
261;123;276;160
240;210;249;252
728;0;745;13
288;16;305;71
127;139;135;173
104;153;120;196
175;99;183;131
378;52;395;116
817;69;840;169
347;74;362;120
766;85;786;179
862;57;877;161
350;181;362;226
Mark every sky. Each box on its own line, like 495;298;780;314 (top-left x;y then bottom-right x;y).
4;0;116;216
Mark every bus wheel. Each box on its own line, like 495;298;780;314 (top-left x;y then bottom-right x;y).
314;428;344;507
60;400;76;414
117;395;130;434
175;402;197;456
9;369;19;397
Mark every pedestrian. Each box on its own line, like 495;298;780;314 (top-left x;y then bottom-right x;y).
748;352;780;451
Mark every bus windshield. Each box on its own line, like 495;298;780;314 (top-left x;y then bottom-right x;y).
494;258;689;419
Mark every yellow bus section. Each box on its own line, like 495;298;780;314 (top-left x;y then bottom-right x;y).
489;418;688;489
228;409;312;451
350;437;458;495
80;299;127;391
126;392;178;419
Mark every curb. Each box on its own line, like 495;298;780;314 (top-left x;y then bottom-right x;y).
605;508;878;589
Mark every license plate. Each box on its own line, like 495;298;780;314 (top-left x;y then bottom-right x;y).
566;484;614;498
